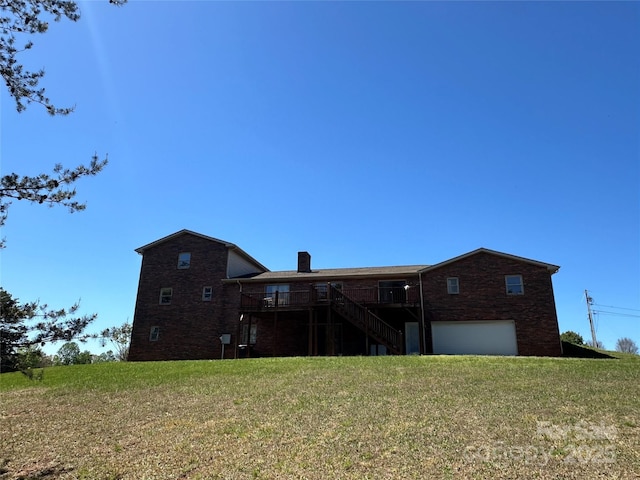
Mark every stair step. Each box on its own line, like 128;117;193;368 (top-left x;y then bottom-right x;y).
329;286;402;354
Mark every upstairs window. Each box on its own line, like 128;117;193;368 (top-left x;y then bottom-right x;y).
177;252;191;269
315;282;343;302
202;286;213;301
265;284;290;306
379;280;407;303
149;326;160;341
447;277;459;294
505;275;524;295
159;287;173;304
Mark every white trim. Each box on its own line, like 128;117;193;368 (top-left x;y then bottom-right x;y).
202;286;213;301
177;252;191;269
149;326;160;341
159;287;172;305
505;275;524;295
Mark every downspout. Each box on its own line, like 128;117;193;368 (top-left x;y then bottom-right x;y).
419;271;426;355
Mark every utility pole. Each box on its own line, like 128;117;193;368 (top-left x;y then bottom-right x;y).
585;290;598;348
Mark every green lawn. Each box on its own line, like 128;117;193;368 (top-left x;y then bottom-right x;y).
1;355;639;479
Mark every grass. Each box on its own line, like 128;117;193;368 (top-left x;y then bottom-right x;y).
1;354;639;479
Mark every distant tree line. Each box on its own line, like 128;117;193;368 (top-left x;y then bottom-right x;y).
1;309;132;374
560;330;638;354
14;340;125;370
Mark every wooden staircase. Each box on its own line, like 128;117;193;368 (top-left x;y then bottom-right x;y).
329;285;403;354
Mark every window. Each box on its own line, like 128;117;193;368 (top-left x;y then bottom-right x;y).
379;280;407;303
177;252;191;269
202;286;213;301
315;282;342;301
505;275;524;295
149;326;160;341
159;287;173;304
265;284;290;306
447;277;459;294
241;323;257;345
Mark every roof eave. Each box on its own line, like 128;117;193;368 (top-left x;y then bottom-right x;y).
134;229;269;273
135;229;234;254
419;248;560;274
223;268;426;284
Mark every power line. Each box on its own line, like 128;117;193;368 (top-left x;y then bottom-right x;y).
592;310;640;319
593;303;640;312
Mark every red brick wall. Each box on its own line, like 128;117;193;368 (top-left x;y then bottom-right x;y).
420;252;561;356
128;234;241;361
129;237;561;360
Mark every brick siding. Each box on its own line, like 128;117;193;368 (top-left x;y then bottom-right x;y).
129;234;561;360
128;234;241;361
420;252;562;356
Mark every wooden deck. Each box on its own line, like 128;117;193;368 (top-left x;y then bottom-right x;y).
240;285;421;312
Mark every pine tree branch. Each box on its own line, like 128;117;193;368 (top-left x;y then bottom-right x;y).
0;154;108;246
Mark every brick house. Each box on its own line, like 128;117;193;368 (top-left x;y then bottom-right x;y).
128;230;562;361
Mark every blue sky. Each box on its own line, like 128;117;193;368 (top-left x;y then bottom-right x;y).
1;1;638;354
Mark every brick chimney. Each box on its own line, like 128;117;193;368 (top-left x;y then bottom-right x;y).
298;251;311;273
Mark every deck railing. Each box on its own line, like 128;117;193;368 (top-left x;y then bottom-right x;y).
328;285;403;354
240;284;420;310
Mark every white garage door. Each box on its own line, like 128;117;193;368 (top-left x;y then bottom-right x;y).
432;321;518;355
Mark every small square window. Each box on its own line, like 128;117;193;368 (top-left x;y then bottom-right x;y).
447;277;459;294
177;252;191;269
505;275;524;295
202;286;213;301
149;326;160;341
159;287;173;304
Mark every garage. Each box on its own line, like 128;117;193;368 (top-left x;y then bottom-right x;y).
431;320;518;355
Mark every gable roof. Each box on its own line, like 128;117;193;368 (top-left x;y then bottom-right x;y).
419;248;560;274
135;229;269;272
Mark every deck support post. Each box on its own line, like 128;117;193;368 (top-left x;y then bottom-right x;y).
307;308;314;356
327;301;333;355
246;314;252;358
273;310;278;357
365;307;370;355
235;314;242;359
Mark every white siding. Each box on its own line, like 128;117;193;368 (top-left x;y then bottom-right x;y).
227;250;264;278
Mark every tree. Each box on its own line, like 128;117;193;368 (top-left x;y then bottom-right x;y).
586;339;605;350
16;345;45;369
55;341;80;365
75;348;93;365
94;350;116;363
1;1;126;370
1;0;127;114
0;0;127;243
615;337;638;355
560;331;584;345
0;288;95;372
54;342;92;365
99;321;132;361
0;156;108;242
